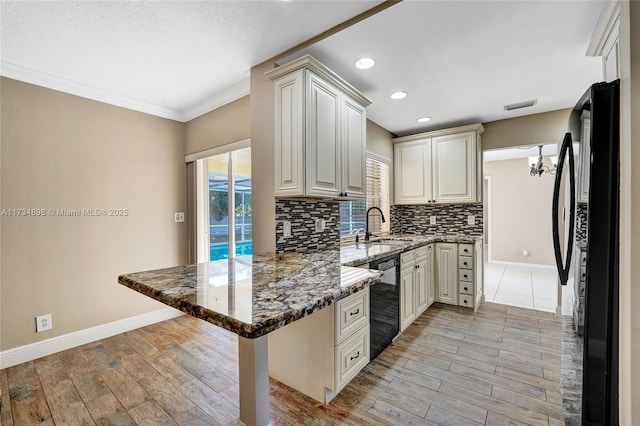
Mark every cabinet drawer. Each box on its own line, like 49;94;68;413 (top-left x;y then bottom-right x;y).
459;293;474;308
334;324;370;390
580;250;587;266
459;244;473;256
459;281;473;295
335;289;369;345
459;255;473;270
401;250;416;268
415;246;428;260
459;268;473;283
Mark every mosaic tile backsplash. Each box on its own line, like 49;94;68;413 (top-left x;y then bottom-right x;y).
390;203;483;236
576;203;588;244
275;199;340;253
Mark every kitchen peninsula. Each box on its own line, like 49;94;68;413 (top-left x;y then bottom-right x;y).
118;251;381;426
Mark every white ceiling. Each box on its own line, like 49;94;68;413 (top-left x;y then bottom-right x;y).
1;1;605;135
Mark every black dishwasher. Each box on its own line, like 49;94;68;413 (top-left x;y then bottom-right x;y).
368;254;400;361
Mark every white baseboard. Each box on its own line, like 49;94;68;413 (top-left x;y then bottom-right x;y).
486;260;556;270
0;307;184;369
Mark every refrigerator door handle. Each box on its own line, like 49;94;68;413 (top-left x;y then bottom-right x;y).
552;132;576;285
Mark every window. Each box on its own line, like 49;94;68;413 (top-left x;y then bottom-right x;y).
340;154;391;237
196;146;252;261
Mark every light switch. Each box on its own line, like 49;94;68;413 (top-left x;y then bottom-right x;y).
430;216;436;225
467;215;475;225
283;220;291;237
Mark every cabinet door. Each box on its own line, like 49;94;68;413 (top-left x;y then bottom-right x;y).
400;266;416;331
274;70;305;196
578;115;591;203
602;23;619;83
431;132;476;203
341;96;366;199
426;245;435;307
415;256;429;316
306;71;341;197
435;243;458;305
394;139;431;204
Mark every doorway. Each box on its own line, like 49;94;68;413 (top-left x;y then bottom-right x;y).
483;145;558;312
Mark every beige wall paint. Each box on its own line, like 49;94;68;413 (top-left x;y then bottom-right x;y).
484;157;555;265
250;61;277;255
185;95;250;155
0;78;188;351
618;2;639;423
366;119;394;202
482;109;571;151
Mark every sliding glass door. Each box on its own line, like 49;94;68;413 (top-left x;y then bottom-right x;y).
198;147;252;261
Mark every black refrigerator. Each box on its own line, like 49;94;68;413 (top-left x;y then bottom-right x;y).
552;80;619;425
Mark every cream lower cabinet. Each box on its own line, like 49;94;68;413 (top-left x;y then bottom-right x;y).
394;124;484;204
400;245;434;331
268;55;371;200
268;288;370;404
435;243;458;305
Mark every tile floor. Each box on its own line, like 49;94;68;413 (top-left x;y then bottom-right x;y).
484;262;558;313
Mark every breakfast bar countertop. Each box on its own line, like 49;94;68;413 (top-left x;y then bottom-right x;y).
118;251;382;339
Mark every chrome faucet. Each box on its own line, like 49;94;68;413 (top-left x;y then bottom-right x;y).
365;207;386;241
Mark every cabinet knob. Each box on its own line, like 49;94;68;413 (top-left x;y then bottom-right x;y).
464;286;468;291
344;192;348;197
463;300;468;304
350;351;360;361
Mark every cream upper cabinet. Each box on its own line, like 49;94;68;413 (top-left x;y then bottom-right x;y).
394;140;432;204
432;131;476;203
435;243;458;305
268;55;371;200
393;124;483;205
578;112;591;204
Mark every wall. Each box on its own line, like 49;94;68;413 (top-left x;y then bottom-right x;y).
482;109;571;151
184;95;250;155
390;203;483;236
0;77;188;351
618;2;639;423
484;156;555;265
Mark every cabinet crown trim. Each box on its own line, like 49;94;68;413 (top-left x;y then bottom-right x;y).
586;1;620;57
392;123;485;144
266;54;372;107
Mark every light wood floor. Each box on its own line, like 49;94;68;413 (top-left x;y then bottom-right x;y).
1;302;565;425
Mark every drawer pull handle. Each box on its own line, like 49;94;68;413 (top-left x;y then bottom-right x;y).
463;262;468;266
350;351;360;361
463;300;468;304
464;287;468;291
350;309;360;316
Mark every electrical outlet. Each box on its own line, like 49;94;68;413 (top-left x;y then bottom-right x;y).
430;216;436;225
315;218;326;232
36;314;52;333
283;220;291;237
467;215;475;225
174;212;185;223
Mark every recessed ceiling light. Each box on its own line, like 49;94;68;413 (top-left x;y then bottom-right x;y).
390;91;407;100
355;58;375;70
417;117;432;123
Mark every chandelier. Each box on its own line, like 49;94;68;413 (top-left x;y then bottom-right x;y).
528;145;557;177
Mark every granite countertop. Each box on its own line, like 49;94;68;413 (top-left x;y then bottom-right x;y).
118;251;382;339
340;234;482;267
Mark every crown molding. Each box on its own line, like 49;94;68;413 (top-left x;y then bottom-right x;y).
181;78;250;122
586;1;620;57
0;61;185;121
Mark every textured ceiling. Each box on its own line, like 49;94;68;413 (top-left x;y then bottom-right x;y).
0;0;380;121
1;1;605;135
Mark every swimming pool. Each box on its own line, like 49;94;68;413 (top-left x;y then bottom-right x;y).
210;241;253;260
